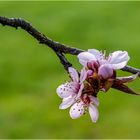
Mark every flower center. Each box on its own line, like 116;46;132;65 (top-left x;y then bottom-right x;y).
81;94;91;105
86;72;100;95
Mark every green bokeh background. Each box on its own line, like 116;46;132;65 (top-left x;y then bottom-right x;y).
0;1;140;139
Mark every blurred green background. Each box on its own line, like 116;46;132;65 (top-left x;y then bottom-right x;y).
0;1;140;139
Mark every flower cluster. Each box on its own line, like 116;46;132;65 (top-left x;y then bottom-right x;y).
56;49;138;123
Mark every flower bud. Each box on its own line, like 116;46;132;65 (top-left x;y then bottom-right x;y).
87;61;99;71
98;64;113;79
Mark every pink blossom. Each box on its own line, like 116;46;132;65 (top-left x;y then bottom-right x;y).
69;94;99;123
78;49;130;79
56;67;87;109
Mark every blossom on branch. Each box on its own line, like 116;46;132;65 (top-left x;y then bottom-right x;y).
0;16;139;123
78;49;138;95
70;94;99;123
57;67;87;109
57;67;100;122
78;49;130;79
57;49;139;123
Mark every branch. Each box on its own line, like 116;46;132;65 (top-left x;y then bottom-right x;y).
0;16;75;71
121;65;140;75
56;51;72;70
0;16;140;76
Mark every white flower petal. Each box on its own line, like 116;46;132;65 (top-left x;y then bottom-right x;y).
89;104;99;123
78;52;97;67
80;67;87;83
89;96;99;106
68;67;79;83
108;51;130;69
76;83;84;99
88;49;103;60
69;101;85;119
56;82;76;98
59;96;75;109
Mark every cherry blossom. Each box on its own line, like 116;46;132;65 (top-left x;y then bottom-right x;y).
78;49;130;79
56;49;138;123
56;67;87;109
77;49;139;95
69;94;99;123
57;67;100;123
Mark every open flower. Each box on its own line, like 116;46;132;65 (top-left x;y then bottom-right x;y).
56;49;138;123
78;49;139;95
78;49;130;79
57;67;101;123
69;94;99;123
56;67;87;109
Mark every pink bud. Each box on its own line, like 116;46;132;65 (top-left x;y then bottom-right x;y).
87;70;93;77
87;61;99;71
98;64;113;79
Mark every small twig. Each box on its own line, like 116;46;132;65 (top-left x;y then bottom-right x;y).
121;65;140;75
0;16;140;75
56;52;72;71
